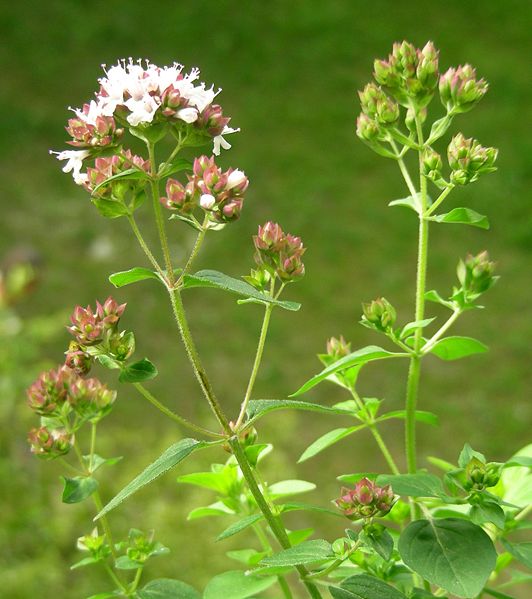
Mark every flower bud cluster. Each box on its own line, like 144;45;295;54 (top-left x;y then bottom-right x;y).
161;156;248;224
83;150;150;196
421;147;446;188
439;65;488;114
28;426;73;459
69;377;117;420
253;221;306;283
361;297;397;333
373;41;439;108
447;133;498;185
27;366;76;415
77;530;111;560
66;107;123;149
358;84;400;126
123;529;169;565
465;457;501;492
336;478;395;520
326;336;351;360
68;297;127;346
457;251;497;300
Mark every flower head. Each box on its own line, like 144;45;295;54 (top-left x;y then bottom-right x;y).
27;366;76;415
253;222;306;283
68;297;126;346
447;133;497;185
335;478;395;520
28;426;73;459
439;65;488;113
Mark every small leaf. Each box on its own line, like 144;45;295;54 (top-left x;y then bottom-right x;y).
330;574;407;599
82;454;123;473
97;355;122;370
268;479;316;498
501;540;532;569
399;518;497;597
483;589;516;599
245;399;353;427
70;556;101;570
400;318;436;339
427;336;488;360
109;267;160;288
280;502;343;518
458;443;486;468
115;555;141;570
429;207;490;230
187;502;235;521
259;539;333;567
389;194;423;213
138;578;201;599
96;439;206;519
119;358;158;383
92;168;148;195
425;289;454;309
360;526;394;561
158;157;192;178
203;571;276;599
92;197;131;218
291;346;405;397
298;425;367;462
61;476;99;504
216;514;264;541
287;527;315;545
377;473;445;498
470;502;506;529
376;410;439;427
504;456;532;468
182;270;300;311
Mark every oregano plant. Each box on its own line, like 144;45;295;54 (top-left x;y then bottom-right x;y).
28;44;531;599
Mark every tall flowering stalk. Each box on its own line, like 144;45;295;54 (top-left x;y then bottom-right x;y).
29;48;531;599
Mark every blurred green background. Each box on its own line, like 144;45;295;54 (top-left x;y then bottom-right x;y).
1;0;531;597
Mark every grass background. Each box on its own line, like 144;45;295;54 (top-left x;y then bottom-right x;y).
1;1;530;597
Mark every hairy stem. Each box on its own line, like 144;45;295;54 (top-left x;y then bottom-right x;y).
177;219;208;284
253;523;294;599
425;185;454;216
127;215;166;280
422;309;461;354
390;138;418;197
132;382;221;438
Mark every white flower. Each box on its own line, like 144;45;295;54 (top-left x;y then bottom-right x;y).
200;193;216;209
226;169;247;190
125;94;161;126
176;107;199;124
50;150;90;185
213;126;240;156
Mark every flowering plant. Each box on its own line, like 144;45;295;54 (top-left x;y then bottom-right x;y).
30;45;531;598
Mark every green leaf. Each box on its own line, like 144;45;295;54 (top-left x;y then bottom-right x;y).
400;318;436;339
203;571;276;599
427;336;488;360
92;197;131;218
330;574;407;599
376;410;439;427
259;539;333;567
291;346;405;396
280;501;343;518
389;193;423;214
92;168;148;195
115;555;141;570
119;358;158;383
158;157;192;178
216;514;264;541
377;473;445;498
504;456;532;468
245;399;353;427
138;578;201;599
95;439;206;519
458;443;486;468
70;556;101;570
187;502;235;521
97;355;122;370
399;518;497;597
182;270;300;311
298;425;367;462
470;502;506;529
287;527;315;545
86;594;117;599
82;454;123;473
268;480;316;498
109;267;160;288
484;589;516;599
177;471;231;494
424;289;454;309
360;526;394;561
61;476;99;504
429;207;490;230
501;540;532;569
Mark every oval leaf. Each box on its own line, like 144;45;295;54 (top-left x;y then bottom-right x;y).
245;399;353;427
427;336;488;361
92;197;131;218
203;570;276;599
216;514;264;541
331;574;407;599
138;578;200;599
95;439;206;519
260;539;333;567
119;358;158;383
91;168;148;195
182;270;300;311
399;518;497;597
268;480;316;498
109;267;160;288
376;473;445;498
429;207;489;230
298;425;367;462
61;476;99;504
291;346;406;396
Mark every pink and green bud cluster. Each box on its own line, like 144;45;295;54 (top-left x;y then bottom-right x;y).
253;221;306;283
162;155;248;224
447;133;498;185
336;478;395;520
65;342;93;376
68;297;126;346
457;251;496;298
67;107;123;149
83;150;149;198
361;297;397;332
124;529;169;564
439;65;488;114
421;147;444;184
358;83;400;126
465;458;501;492
28;426;73;459
373;41;439;107
326;336;351;360
27;366;76;415
77;530;110;559
69;377;117;420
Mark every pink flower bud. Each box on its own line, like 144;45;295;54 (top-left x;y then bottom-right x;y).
28;426;73;459
27;366;76;415
335;478;395;520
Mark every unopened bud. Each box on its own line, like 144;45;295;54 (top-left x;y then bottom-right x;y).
448;133;498;185
457;251;496;297
326;336;351;359
362;297;397;332
65;342;92;376
28;426;73;459
335;478;395;520
439;65;488;113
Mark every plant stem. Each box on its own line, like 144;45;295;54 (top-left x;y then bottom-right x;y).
169;289;232;434
129;566;144;593
235;302;274;429
177;219;208;284
404;110;430;479
278;576;295;599
422;309;461;354
93;490;119;562
349;389;400;475
306;540;361;581
229;439;323;599
390;139;418;198
253;523;294;599
89;422;97;472
425;185;454;216
104;563;129;594
132;382;222;438
147;142;175;285
127;215;166;280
